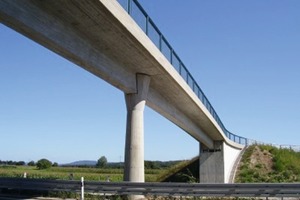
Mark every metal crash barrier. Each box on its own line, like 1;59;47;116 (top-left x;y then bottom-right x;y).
0;178;299;199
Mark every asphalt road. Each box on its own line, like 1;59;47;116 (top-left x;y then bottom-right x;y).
0;196;75;200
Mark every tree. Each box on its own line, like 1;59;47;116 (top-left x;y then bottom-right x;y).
52;162;58;167
96;156;107;168
16;161;26;166
145;161;160;169
36;159;52;170
28;161;35;166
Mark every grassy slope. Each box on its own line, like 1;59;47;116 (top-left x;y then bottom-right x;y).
235;145;300;183
157;157;199;183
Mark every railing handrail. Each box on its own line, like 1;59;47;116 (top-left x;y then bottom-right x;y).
117;0;247;145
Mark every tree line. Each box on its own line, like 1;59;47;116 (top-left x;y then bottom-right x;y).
0;160;26;166
1;156;183;170
95;156;182;169
0;159;58;169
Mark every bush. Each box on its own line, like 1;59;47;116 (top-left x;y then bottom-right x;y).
28;161;35;166
96;156;107;168
36;159;52;170
52;162;58;167
16;161;25;166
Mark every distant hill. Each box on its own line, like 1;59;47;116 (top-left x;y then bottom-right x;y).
62;160;97;166
62;160;124;168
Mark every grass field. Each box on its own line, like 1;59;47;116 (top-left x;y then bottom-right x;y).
0;165;167;182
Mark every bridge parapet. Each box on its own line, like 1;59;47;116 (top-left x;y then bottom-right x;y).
117;0;247;146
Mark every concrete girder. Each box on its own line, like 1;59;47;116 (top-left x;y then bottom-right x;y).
147;88;214;148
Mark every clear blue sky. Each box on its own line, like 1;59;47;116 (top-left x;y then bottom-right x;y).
1;1;299;164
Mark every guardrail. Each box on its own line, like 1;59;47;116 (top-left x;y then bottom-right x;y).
0;178;300;198
116;0;248;145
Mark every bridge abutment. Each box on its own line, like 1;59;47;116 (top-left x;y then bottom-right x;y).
199;141;242;183
124;74;150;183
199;141;224;183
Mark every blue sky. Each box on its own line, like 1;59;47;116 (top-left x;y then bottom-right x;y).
1;1;300;164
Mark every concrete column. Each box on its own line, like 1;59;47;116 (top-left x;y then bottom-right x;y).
124;74;150;182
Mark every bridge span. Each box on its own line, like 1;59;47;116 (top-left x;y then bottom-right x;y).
0;0;247;183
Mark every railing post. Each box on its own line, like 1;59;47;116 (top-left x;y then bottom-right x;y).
179;63;182;75
127;0;131;14
159;35;162;51
170;49;173;65
146;16;149;36
81;177;84;200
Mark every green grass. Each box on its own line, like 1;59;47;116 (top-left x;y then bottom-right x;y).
236;145;300;183
266;146;300;182
0;165;166;182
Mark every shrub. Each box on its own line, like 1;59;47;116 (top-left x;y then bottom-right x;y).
52;162;58;167
28;161;35;166
96;156;107;168
16;161;26;166
36;159;52;170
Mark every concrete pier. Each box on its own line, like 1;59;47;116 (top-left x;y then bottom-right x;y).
124;74;150;183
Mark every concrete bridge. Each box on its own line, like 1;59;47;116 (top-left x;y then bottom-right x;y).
0;0;247;183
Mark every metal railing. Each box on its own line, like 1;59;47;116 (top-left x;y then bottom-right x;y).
117;0;248;145
0;178;299;198
247;140;300;152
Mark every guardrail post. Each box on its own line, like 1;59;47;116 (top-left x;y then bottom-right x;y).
81;177;84;200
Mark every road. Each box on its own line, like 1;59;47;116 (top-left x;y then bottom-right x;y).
0;196;75;200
